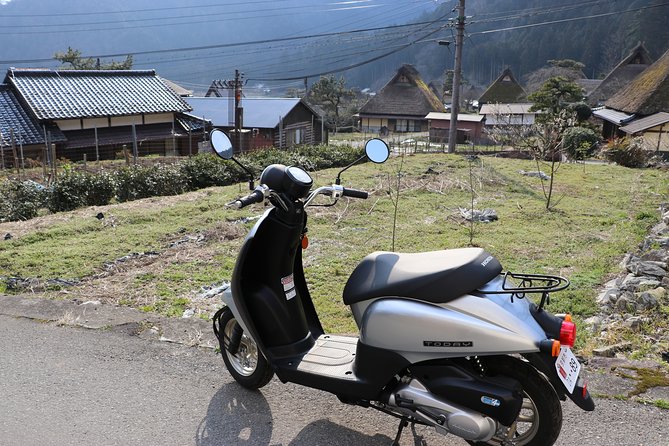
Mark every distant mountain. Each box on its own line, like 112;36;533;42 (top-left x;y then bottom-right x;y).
345;0;669;92
2;0;667;96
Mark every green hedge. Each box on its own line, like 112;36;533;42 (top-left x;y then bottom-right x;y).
0;144;365;222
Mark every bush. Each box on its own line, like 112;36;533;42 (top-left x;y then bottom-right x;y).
0;180;47;221
602;137;654;168
568;102;592;121
115;164;187;202
179;153;242;190
48;170;90;212
86;170;116;206
562;127;599;159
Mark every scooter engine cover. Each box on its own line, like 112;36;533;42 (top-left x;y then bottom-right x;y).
409;363;523;426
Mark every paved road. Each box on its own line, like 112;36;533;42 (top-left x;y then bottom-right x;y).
1;315;667;446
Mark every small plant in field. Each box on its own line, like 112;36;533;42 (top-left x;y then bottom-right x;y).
602;137;654;168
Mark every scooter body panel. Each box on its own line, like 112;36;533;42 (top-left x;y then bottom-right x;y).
358;295;543;363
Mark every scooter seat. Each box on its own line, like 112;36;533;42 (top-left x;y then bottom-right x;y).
343;248;502;305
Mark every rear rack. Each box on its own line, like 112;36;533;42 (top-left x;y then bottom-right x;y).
481;272;570;310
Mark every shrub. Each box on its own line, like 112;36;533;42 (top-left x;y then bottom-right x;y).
602;137;654;168
115;164;187;202
179;153;242;190
86;170;116;206
0;180;47;221
562;127;599;160
48;170;90;212
568;102;593;121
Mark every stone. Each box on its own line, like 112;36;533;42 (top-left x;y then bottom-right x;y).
620;274;661;292
635;287;665;311
663;211;669;225
624;256;641;273
631;261;667;278
593;342;632;358
596;289;618;306
623;316;644;331
181;309;195;318
615;295;635;312
584;315;604;332
641;249;669;263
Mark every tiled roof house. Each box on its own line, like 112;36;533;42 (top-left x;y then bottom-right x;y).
358;64;446;134
2;69;206;160
0;84;65;160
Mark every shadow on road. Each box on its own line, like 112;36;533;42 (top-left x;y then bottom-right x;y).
196;383;429;445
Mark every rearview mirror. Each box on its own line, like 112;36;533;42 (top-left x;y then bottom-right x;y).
210;129;233;160
365;138;390;164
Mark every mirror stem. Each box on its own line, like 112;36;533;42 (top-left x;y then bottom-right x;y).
336;154;366;185
231;157;255;190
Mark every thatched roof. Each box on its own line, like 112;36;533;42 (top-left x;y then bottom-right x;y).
478;68;526;104
588;42;653;106
359;64;445;117
606;47;669;115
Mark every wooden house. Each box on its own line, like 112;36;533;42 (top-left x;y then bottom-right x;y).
478;68;526;105
425;112;484;144
185;97;327;151
479;103;538;127
358;64;445;134
0;84;65;164
588;42;653;107
620;112;669;153
3;69;206;161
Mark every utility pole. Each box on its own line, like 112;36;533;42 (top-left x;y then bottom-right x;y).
222;70;246;153
448;0;465;154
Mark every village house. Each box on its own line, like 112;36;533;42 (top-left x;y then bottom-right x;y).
358;64;445;134
0;84;65;165
185;96;327;152
1;68;206;161
478;68;526;105
425;112;485;144
588;42;653;107
479;103;539;127
600;47;669;155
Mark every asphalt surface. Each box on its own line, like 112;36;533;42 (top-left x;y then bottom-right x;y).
1;313;668;446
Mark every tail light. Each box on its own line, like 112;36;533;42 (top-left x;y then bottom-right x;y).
559;320;576;347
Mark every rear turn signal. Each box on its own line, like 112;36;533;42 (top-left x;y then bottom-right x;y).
559;320;576;347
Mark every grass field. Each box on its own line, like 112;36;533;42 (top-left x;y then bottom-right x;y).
0;153;666;350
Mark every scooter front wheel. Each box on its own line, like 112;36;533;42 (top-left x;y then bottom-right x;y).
467;356;562;446
217;307;274;390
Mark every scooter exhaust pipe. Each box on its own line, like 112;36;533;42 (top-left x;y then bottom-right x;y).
387;379;497;442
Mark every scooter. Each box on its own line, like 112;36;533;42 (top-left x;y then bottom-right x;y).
209;130;594;446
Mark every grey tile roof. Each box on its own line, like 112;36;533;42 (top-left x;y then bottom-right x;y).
185;97;308;129
0;84;65;146
620;112;669;134
5;69;191;120
592;107;635;125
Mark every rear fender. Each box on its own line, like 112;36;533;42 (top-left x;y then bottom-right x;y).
523;352;595;411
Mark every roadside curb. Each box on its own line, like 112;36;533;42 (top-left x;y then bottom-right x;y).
0;294;219;350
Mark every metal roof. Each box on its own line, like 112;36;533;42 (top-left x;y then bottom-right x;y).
425;112;484;123
479;103;536;115
592;108;635;125
185;97;311;129
5;69;191;120
620;112;669;134
0;84;65;146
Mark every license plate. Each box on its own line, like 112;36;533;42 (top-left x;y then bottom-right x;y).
555;346;581;394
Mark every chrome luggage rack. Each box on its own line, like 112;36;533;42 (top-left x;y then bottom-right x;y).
480;272;570;310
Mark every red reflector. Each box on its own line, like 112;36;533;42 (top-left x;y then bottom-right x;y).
582;381;588;399
559;320;576;347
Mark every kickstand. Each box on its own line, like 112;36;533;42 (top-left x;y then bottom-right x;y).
391;418;409;446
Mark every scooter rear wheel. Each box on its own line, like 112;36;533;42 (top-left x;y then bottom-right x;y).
467;355;562;446
218;307;274;390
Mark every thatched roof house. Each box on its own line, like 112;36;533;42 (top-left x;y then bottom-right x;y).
478;68;526;104
588;42;653;106
605;47;669;116
358;64;445;134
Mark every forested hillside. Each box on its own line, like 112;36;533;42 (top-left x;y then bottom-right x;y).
345;0;669;91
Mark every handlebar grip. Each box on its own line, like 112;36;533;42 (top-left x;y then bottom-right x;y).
235;190;265;208
342;188;368;199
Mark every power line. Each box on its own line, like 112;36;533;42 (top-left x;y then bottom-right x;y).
0;19;451;64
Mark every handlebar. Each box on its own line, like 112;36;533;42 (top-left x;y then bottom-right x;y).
342;188;369;199
231;188;266;209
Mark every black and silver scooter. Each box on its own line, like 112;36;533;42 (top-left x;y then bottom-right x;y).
209;130;594;446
